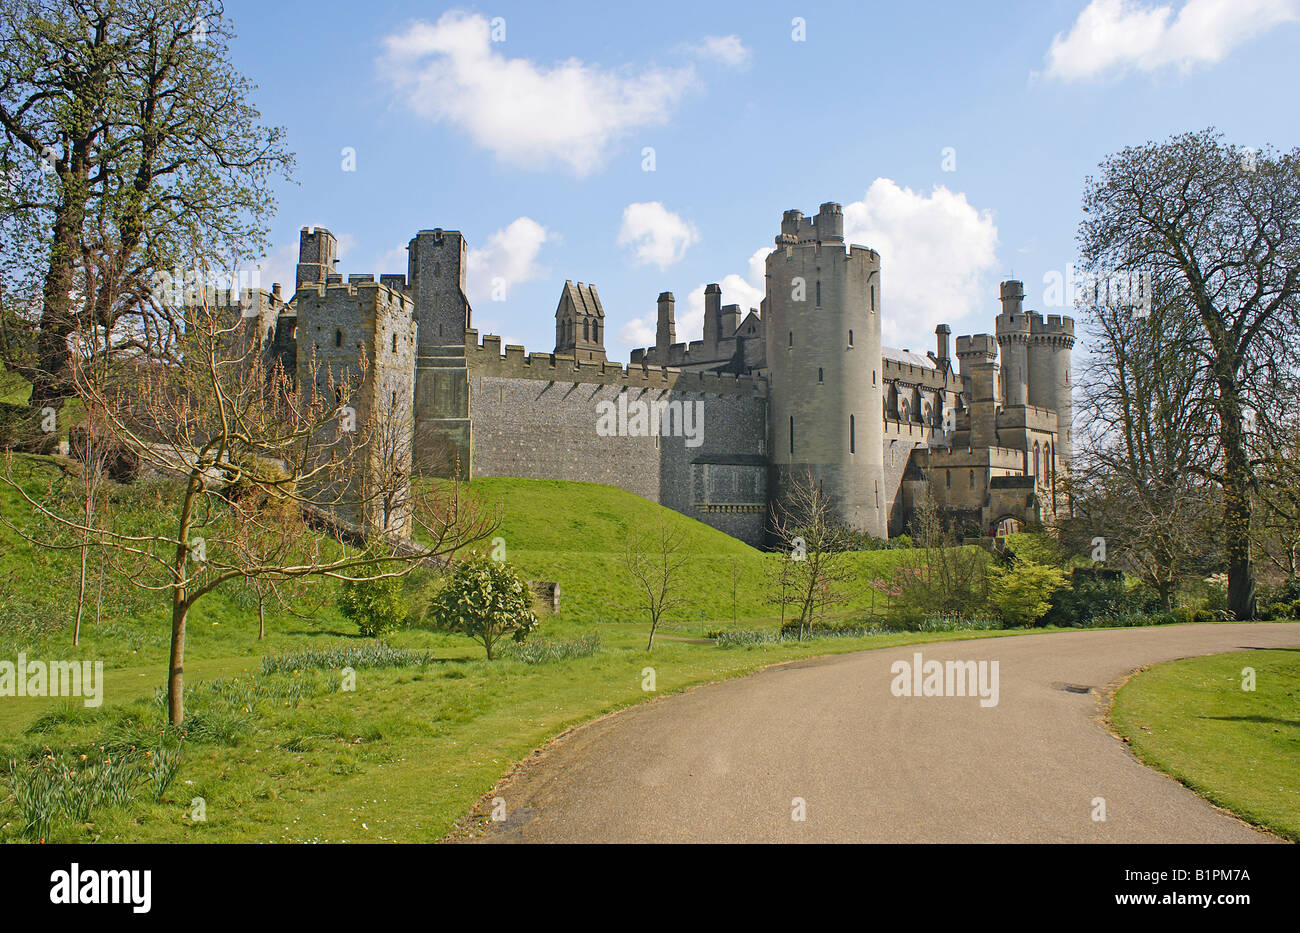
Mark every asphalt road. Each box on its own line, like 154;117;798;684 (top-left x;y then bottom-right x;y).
473;623;1300;843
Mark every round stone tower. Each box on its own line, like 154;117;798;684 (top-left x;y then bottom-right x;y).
1028;314;1076;466
765;202;886;540
994;279;1030;408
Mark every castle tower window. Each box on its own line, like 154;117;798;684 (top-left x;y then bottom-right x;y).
818;367;824;384
871;285;875;311
946;469;951;488
392;332;398;353
850;415;856;453
816;280;821;306
849;330;854;347
969;470;974;489
789;416;795;454
583;320;589;341
788;331;793;348
334;329;342;348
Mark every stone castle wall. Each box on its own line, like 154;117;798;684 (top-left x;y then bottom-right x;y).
463;332;770;544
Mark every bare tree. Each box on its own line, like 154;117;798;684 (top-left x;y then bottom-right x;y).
896;485;989;617
0;298;498;724
67;411;113;645
624;518;690;651
1078;129;1300;619
768;471;854;638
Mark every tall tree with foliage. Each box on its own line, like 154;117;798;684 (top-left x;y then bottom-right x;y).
1078;129;1300;620
0;0;293;408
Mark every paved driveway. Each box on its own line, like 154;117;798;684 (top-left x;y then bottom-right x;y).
473;623;1300;842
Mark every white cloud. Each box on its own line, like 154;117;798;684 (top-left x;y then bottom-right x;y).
1043;0;1299;81
696;35;752;68
843;179;999;351
465;217;553;306
617;202;699;270
377;11;695;175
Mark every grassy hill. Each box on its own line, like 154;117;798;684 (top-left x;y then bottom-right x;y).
455;476;927;629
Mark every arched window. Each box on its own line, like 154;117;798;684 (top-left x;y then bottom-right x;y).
818;367;824;384
788;331;793;347
334;329;342;348
583;319;590;341
1033;442;1041;484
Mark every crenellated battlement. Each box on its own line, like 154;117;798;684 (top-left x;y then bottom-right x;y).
465;329;767;397
295;279;414;310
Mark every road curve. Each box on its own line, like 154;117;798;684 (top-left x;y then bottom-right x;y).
471;623;1300;843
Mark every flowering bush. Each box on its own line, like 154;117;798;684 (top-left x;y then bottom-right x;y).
426;557;538;659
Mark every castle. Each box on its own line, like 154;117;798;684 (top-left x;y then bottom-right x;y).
223;201;1074;547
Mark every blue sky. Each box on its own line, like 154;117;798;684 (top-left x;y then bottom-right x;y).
224;0;1300;360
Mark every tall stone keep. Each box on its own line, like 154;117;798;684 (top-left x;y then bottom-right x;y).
1027;314;1075;466
408;229;471;478
407;228;470;352
765;202;887;539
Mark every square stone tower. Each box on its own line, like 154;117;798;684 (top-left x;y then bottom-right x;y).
294;279;418;537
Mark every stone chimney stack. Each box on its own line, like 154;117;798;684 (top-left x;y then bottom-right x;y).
656;292;676;349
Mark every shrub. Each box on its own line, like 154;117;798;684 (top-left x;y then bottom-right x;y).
426;557;538;659
1043;570;1129;627
988;560;1067;628
338;566;407;637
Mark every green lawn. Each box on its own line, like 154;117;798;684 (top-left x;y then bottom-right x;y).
1110;648;1300;841
0;454;1015;843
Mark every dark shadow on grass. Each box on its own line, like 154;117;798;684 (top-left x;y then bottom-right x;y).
1201;715;1300;727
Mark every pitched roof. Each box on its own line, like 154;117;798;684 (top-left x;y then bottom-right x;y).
560;280;605;318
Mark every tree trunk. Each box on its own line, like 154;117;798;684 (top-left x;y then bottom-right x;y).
167;594;188;726
1218;374;1257;620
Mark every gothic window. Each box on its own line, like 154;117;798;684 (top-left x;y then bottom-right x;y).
583;319;590;341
